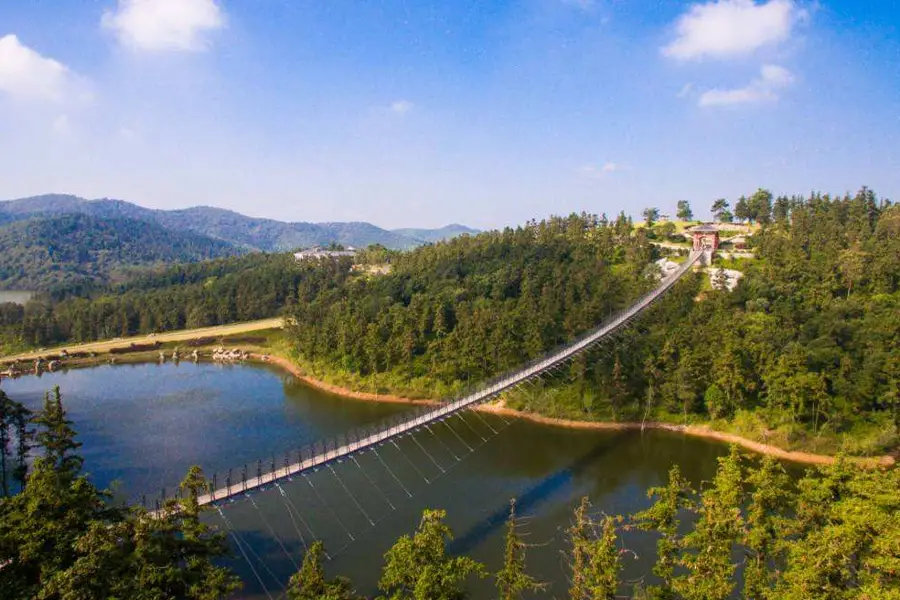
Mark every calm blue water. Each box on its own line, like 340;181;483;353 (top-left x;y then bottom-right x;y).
1;361;743;599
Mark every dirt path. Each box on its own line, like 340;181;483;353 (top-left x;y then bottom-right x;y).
2;318;284;362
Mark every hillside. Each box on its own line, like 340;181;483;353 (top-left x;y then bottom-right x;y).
391;223;480;243
0;214;237;291
0;194;471;251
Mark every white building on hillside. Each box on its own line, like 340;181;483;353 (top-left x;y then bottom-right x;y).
293;246;358;261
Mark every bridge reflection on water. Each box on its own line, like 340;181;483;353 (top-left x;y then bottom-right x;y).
163;251;706;598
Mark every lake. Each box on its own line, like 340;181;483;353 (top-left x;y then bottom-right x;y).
1;361;744;599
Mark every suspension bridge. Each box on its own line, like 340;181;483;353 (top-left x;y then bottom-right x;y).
184;250;707;508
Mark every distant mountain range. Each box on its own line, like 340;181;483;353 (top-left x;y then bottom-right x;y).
0;194;478;291
0;194;478;252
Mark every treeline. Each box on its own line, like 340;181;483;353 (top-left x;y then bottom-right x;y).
538;188;899;454
288;213;654;396
285;190;898;454
0;253;303;349
4;388;898;599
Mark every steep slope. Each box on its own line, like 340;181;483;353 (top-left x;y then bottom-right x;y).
0;214;238;291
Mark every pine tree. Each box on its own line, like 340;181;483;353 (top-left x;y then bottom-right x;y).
288;540;357;600
672;446;744;600
569;497;622;600
743;456;791;600
33;386;82;476
632;465;693;599
496;499;545;600
379;509;486;600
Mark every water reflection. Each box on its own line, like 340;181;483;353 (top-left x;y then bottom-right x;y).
2;361;747;598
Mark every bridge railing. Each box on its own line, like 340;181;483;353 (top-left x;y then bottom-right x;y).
144;252;702;509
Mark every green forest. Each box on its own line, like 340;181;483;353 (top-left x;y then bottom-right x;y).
1;389;898;599
283;190;899;455
0;253;303;351
1;189;898;455
0;214;237;292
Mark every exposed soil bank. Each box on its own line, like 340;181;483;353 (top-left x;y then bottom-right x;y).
261;355;435;406
262;354;897;469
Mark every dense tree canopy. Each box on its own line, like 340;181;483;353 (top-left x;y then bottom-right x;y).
0;253;304;350
0;214;238;292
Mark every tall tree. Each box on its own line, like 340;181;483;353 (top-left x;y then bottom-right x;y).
747;189;773;225
289;541;358;600
633;465;693;599
642;207;660;228
676;200;694;222
379;509;486;600
711;199;730;222
673;447;744;600
743;456;792;600
32;386;82;476
734;196;750;222
568;497;622;600
496;499;545;600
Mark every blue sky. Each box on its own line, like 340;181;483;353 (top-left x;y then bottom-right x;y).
0;0;897;228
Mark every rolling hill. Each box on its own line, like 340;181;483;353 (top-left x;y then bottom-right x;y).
0;213;238;291
0;194;477;251
390;223;480;243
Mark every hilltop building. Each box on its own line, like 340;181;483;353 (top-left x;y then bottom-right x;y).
293;246;358;261
689;224;720;252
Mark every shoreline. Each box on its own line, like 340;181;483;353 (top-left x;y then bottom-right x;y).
4;350;894;469
260;354;896;468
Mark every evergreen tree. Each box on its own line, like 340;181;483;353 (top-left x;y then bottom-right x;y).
496;499;545;600
32;386;82;476
568;497;622;600
672;446;744;600
288;540;358;600
0;389;240;600
642;208;660;228
379;509;486;600
743;456;792;600
734;196;750;222
632;465;693;599
711;199;730;222
676;201;693;222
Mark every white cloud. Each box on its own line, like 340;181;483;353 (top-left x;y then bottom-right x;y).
699;64;794;107
390;100;414;115
579;162;628;179
663;0;805;61
101;0;225;52
0;34;70;102
52;114;72;134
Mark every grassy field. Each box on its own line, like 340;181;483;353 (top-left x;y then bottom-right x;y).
1;317;285;362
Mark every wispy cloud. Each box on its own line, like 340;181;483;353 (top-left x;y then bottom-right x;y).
579;162;629;179
390;99;414;115
677;83;694;99
699;64;794;107
0;34;72;102
102;0;226;52
663;0;805;61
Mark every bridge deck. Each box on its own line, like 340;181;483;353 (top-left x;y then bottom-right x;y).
193;251;704;506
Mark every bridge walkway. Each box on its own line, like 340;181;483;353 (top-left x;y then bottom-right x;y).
194;251;705;506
